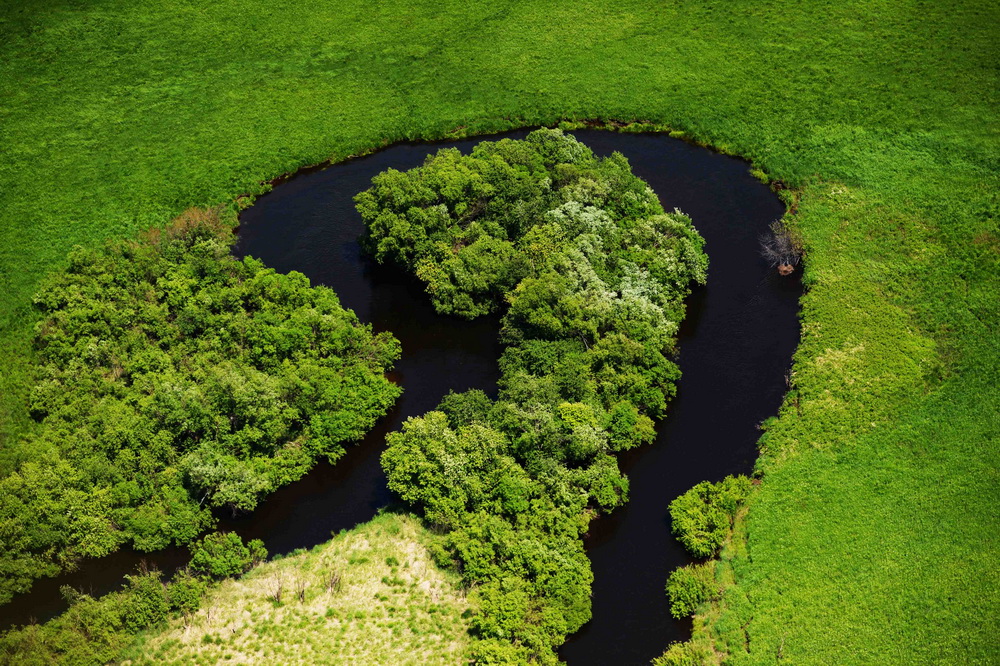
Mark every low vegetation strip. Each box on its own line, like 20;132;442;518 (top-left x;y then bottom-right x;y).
361;129;707;662
0;210;401;604
1;532;265;665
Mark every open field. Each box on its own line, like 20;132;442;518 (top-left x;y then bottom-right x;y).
121;513;473;665
1;0;997;662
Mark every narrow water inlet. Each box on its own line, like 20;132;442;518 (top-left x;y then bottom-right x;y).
1;130;800;666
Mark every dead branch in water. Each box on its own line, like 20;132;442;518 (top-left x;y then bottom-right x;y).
760;220;804;275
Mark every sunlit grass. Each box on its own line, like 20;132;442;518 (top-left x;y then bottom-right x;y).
121;513;473;665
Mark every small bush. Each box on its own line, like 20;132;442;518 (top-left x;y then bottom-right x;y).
669;475;753;558
167;569;208;615
189;532;267;579
121;572;170;632
653;640;715;666
665;563;716;619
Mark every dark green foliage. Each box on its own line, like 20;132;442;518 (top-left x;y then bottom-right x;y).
120;573;170;633
371;130;707;661
0;594;126;666
0;559;249;665
665;563;716;619
382;414;538;529
437;389;494;429
669;476;753;558
166;570;207;616
0;211;401;603
189;532;267;580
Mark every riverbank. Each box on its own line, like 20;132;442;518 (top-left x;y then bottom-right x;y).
1;1;996;662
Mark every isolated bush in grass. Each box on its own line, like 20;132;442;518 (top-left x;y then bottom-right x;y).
669;475;753;558
189;532;267;579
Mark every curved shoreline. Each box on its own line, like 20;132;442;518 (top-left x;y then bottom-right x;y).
2;129;799;666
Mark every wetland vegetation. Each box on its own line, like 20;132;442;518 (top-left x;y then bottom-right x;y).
0;0;996;663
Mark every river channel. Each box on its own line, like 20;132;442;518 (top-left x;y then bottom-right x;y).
3;130;800;665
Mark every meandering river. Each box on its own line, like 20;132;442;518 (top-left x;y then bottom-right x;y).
2;130;800;665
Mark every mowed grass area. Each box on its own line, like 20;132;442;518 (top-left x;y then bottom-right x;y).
1;0;996;662
121;513;473;665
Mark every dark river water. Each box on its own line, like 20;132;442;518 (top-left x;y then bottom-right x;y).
2;130;800;665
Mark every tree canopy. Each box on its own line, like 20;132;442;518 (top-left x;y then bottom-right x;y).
0;209;401;604
358;129;707;662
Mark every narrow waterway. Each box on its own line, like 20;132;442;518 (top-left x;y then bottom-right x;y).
555;131;799;664
2;130;800;666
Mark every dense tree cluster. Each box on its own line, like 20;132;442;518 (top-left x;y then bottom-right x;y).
0;210;401;604
358;129;707;662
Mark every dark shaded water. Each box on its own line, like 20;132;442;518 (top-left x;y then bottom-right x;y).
555;132;799;665
2;130;799;666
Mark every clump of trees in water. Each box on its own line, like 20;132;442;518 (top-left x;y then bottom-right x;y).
0;209;401;605
357;128;708;662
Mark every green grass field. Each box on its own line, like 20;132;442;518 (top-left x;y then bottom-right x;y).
1;0;997;662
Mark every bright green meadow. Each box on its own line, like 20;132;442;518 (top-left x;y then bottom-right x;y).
0;0;997;663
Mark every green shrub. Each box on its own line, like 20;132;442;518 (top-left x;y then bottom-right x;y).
0;570;187;665
669;476;753;558
189;532;267;580
665;563;716;619
121;573;170;632
652;640;715;666
167;570;208;615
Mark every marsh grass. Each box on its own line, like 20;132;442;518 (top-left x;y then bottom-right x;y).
120;513;473;665
0;0;996;662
